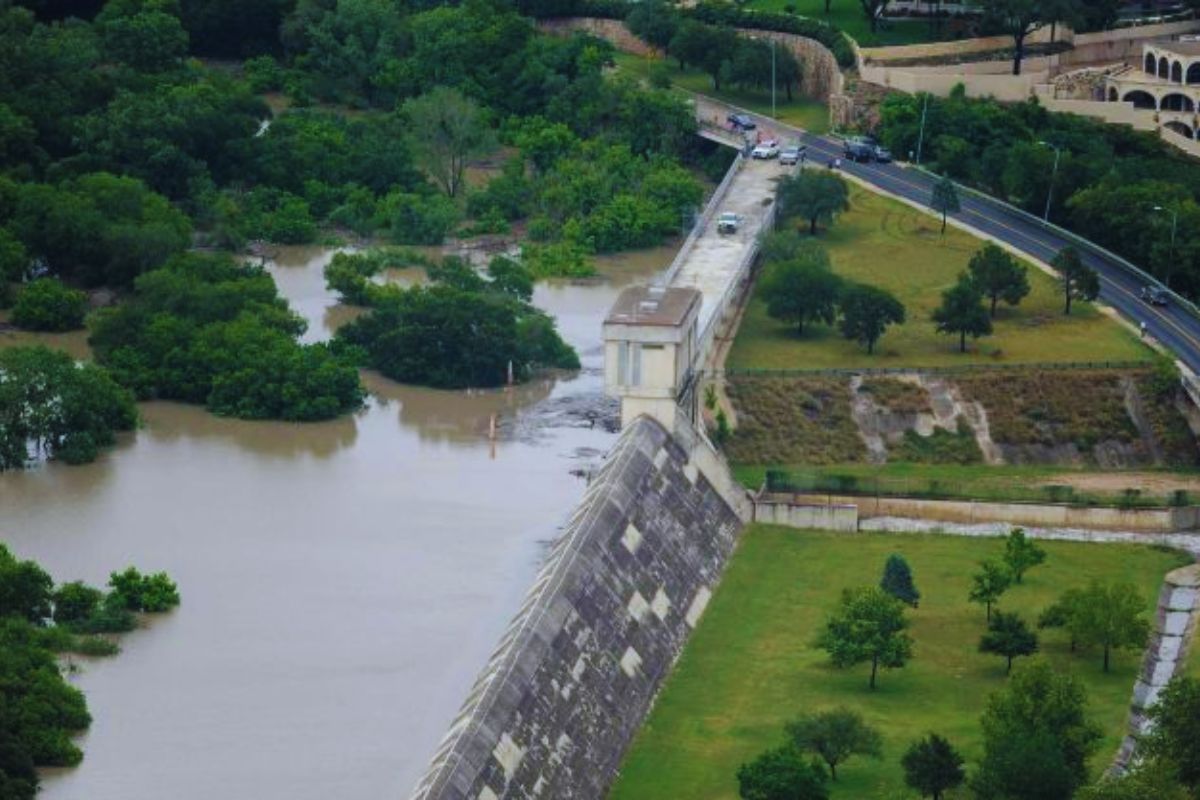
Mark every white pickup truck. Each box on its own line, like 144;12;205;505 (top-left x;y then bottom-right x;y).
717;213;742;234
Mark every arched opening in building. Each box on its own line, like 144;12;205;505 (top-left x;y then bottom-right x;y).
1161;56;1171;78
1165;120;1195;139
1124;90;1158;109
1173;61;1184;83
1161;93;1195;112
1108;86;1119;101
1188;63;1200;85
1147;52;1158;74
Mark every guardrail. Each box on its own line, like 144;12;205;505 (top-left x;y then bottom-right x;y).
660;153;744;288
715;359;1153;379
908;164;1200;326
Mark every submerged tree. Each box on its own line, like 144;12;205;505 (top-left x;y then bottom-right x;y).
402;87;494;198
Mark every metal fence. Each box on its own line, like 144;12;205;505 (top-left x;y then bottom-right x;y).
763;468;1192;510
714;359;1152;380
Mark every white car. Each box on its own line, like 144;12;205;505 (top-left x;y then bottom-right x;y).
717;213;742;234
751;140;780;160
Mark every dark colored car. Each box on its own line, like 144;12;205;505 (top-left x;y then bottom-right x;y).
1141;285;1170;306
727;113;756;131
844;139;874;162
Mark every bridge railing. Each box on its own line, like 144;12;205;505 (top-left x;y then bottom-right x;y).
909;164;1200;326
661;153;745;287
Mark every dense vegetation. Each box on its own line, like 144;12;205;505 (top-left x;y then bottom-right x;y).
0;544;180;799
879;87;1200;298
0;345;137;469
89;252;364;420
327;250;579;388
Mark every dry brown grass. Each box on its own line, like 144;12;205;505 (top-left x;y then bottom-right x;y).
957;370;1138;450
724;376;867;465
857;377;931;415
1134;375;1200;468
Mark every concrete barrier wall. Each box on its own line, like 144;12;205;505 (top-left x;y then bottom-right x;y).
1040;97;1158;130
862;25;1063;64
408;415;746;800
857;62;1043;101
754;500;858;531
780;492;1200;533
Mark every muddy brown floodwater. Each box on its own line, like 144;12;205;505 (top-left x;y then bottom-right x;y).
0;243;673;800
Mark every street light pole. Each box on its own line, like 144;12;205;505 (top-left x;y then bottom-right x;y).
771;38;777;119
915;94;929;165
1038;141;1062;222
1154;204;1180;289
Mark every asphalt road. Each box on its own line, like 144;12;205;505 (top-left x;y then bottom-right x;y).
694;96;1200;373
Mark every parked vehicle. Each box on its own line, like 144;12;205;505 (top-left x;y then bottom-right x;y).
727;113;756;131
873;146;893;163
717;212;742;234
1141;285;1170;306
751;140;780;160
844;137;874;162
779;145;806;165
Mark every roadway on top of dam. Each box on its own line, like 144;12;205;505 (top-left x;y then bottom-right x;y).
665;152;788;351
692;94;1200;375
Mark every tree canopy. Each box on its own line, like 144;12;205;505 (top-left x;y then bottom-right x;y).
880;553;920;607
761;241;842;336
817;585;914;689
979;611;1039;673
838;283;905;355
786;708;882;782
901;733;965;800
932;271;992;353
778;172;850;236
968;244;1030;317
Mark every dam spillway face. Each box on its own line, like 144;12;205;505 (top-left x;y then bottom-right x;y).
409;415;744;800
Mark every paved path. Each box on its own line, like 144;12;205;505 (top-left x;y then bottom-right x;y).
692;96;1200;373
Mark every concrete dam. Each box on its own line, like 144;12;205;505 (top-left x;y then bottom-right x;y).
410;150;778;799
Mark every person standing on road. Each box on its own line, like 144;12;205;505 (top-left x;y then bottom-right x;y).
1140;321;1148;339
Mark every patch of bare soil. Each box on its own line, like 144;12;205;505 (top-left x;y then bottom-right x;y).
1041;472;1200;494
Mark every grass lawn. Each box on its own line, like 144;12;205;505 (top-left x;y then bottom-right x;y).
727;184;1153;370
743;0;943;47
733;462;1200;508
609;527;1191;800
612;52;831;134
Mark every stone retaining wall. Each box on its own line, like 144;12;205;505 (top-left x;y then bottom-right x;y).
1114;564;1200;772
754;499;858;531
537;18;843;101
771;492;1200;533
408;415;746;800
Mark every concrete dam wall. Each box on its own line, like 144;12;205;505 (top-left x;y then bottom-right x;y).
408;416;746;800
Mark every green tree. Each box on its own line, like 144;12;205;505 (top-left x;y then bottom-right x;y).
625;0;679;50
880;553;920;607
1077;769;1191;800
1073;581;1150;672
901;733;965;800
973;660;1101;799
51;582;104;626
108;568;181;613
929;175;960;234
736;746;829;800
1002;528;1046;584
0;228;28;286
668;21;737;90
96;0;189;72
403;87;494;198
762;244;842;336
786;708;883;781
1143;677;1200;795
969;559;1012;621
0;545;53;624
968;243;1030;317
817;586;914;690
1038;587;1085;652
932;272;991;353
839;283;906;355
978;0;1070;75
11;278;87;332
979;611;1039;673
778;172;851;236
1052;246;1099;316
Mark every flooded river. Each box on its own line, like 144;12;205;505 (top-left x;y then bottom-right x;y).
0;244;671;800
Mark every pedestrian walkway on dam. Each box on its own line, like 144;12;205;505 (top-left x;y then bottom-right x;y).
667;156;792;354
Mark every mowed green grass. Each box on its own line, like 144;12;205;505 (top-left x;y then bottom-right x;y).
611;52;831;134
727;185;1153;370
741;0;941;46
609;527;1190;800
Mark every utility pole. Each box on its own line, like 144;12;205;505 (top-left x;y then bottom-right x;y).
1154;204;1180;289
915;94;929;165
771;37;777;119
1038;141;1063;222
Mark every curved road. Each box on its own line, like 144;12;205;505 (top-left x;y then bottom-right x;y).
694;96;1200;373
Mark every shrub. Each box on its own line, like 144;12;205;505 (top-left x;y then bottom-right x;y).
11;278;87;331
243;55;284;92
108;568;181;613
376;190;459;245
